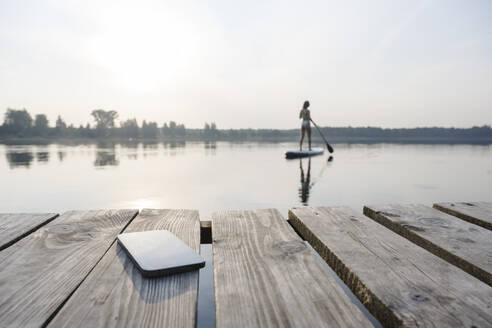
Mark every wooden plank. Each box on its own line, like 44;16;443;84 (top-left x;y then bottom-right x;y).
49;209;201;328
289;206;492;328
212;209;372;328
433;201;492;231
0;213;58;251
0;209;137;328
364;204;492;286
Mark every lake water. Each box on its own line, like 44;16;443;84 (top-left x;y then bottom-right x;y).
1;141;491;215
1;141;491;327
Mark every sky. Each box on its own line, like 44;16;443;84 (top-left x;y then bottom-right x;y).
0;0;491;129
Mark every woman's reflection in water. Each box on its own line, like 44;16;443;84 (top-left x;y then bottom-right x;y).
298;156;333;205
299;158;312;205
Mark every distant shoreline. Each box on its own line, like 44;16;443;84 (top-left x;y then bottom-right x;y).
1;135;491;145
2;108;491;144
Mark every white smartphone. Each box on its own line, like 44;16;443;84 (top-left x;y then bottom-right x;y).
117;230;205;278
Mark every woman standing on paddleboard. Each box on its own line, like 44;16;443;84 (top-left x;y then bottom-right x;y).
299;100;311;151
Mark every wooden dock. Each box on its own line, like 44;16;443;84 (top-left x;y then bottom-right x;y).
0;202;491;327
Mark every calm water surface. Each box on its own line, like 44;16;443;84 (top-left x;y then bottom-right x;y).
1;141;491;215
1;141;491;327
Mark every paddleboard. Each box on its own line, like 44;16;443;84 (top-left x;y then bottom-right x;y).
285;147;324;159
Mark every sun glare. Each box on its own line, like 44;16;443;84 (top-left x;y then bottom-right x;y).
89;4;202;91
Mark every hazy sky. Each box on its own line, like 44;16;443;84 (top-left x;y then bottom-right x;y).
1;0;491;128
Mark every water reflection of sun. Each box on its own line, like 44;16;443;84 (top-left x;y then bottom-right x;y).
128;198;159;211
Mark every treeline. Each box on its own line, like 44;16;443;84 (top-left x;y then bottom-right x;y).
0;108;218;139
1;108;491;141
197;126;492;141
318;126;492;138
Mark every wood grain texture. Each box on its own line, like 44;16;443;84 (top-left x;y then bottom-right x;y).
0;209;137;328
364;204;492;286
0;213;59;251
434;201;492;231
212;208;371;328
49;209;201;328
289;206;492;328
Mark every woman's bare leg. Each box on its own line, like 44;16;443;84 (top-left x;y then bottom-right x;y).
300;127;305;150
307;127;312;150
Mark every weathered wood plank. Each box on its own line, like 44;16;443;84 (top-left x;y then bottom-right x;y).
0;209;137;328
0;213;58;251
289;206;492;328
364;204;492;286
213;209;372;328
49;209;201;328
434;201;492;231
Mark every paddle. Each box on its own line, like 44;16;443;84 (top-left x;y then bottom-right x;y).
310;119;334;153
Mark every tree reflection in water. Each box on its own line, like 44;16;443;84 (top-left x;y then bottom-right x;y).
142;141;159;159
94;142;119;167
36;152;50;163
204;141;217;156
162;141;186;156
58;151;66;162
6;151;34;169
94;151;119;167
120;141;139;160
163;141;186;149
4;140;191;169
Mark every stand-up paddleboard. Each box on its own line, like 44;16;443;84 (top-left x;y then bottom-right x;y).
285;147;324;159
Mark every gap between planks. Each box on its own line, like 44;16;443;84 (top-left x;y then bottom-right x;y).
0;213;59;251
